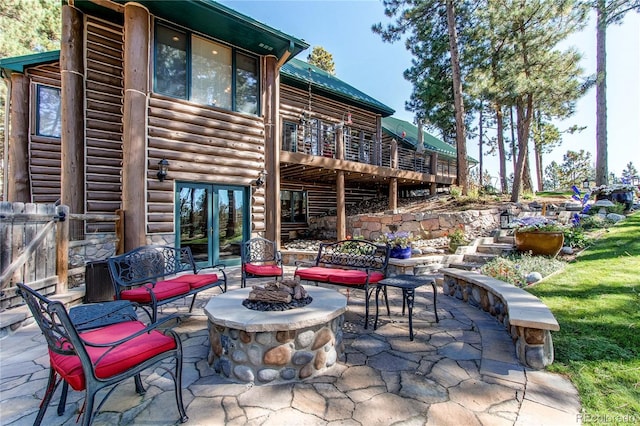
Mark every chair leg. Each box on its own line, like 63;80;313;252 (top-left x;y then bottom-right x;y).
35;368;59;426
82;388;97;426
174;353;189;423
57;380;69;416
188;294;197;313
134;374;146;395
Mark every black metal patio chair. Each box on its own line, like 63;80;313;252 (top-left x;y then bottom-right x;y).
241;237;284;288
17;283;188;425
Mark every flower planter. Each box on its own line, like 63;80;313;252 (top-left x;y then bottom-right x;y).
514;231;564;257
596;190;634;210
390;245;412;259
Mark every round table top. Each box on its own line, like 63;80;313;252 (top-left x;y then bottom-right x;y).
204;286;347;332
379;274;436;289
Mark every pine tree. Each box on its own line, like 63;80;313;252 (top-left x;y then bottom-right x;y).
307;46;335;75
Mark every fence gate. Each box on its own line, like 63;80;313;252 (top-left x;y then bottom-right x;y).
0;202;59;310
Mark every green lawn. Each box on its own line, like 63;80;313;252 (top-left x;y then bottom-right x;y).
528;212;640;423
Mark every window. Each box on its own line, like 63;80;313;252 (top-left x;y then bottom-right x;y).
282;121;298;152
280;190;307;223
35;85;61;138
154;23;259;114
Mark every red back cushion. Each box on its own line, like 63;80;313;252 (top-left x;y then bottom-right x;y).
244;264;283;276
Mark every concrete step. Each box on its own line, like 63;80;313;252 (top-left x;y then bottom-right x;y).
462;253;498;264
496;235;515;245
476;243;515;255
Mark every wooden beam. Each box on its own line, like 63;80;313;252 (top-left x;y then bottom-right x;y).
336;171;346;240
7;73;30;202
122;2;149;250
263;55;281;246
389;178;398;211
60;5;85;216
86;0;125;13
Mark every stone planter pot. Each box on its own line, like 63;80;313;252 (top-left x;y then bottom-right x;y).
597;190;634;210
390;245;412;259
514;231;564;257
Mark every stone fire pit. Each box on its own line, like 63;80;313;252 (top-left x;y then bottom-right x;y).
204;286;347;384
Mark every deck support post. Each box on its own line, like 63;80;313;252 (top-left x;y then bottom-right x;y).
7;73;30;202
122;2;149;250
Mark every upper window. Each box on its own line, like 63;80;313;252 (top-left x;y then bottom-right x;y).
35;85;61;138
154;23;259;115
282;121;298;152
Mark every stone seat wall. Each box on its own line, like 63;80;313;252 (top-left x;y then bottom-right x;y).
440;268;559;369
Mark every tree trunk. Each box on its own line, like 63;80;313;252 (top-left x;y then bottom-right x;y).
511;95;534;202
478;102;483;186
495;104;507;193
446;0;468;195
510;106;517;176
595;0;608;186
534;112;544;192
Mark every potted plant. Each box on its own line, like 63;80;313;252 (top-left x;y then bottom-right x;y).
509;216;565;257
447;226;469;253
592;183;637;210
376;231;414;259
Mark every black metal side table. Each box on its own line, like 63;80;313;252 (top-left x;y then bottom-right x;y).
374;275;439;341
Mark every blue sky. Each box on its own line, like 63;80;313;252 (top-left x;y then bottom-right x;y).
221;0;640;181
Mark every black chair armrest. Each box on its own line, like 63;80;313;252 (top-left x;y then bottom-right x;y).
196;263;226;274
70;301;139;331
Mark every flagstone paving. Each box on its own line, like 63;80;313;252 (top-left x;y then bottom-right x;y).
0;267;581;425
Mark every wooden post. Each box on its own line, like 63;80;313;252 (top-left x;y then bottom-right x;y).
336;126;344;160
122;3;149;250
60;5;85;224
389;178;398;212
263;56;281;246
7;73;30;202
56;205;69;293
391;138;398;169
336;171;346;240
115;209;125;254
430;152;439;195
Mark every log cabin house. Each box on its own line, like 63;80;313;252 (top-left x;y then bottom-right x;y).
1;0;463;268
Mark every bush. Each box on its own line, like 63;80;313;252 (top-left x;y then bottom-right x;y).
563;226;591;249
481;253;566;287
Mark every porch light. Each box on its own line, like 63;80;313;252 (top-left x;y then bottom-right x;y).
254;170;266;188
582;178;590;189
157;159;169;182
500;210;513;229
632;175;639;185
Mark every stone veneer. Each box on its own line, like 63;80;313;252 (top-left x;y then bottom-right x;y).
204;287;347;384
440;268;559;369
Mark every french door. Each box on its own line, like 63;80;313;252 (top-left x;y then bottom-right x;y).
176;183;248;267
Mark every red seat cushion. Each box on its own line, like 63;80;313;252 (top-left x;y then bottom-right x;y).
295;267;332;282
162;273;219;290
50;321;176;391
328;270;385;285
244;263;283;277
119;281;191;303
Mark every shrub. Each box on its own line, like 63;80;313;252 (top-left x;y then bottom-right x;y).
449;186;462;197
481;253;566;287
563;226;591;249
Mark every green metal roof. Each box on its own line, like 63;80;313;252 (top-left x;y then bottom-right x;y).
280;58;395;117
72;0;308;62
0;50;60;73
382;116;478;163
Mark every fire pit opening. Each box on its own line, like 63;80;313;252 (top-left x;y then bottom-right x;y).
242;279;313;311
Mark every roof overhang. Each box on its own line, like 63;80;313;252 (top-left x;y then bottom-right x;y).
70;0;308;62
0;50;60;73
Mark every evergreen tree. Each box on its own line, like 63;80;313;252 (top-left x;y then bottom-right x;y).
594;0;640;186
621;161;638;181
307;46;335;75
559;149;594;187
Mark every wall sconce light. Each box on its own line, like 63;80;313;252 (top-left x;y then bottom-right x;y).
157;159;169;182
254;170;266;188
582;178;590;189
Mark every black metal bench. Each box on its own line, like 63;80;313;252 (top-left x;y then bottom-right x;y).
108;245;227;322
294;239;390;328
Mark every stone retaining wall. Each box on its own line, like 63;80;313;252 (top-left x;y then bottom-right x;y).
310;209;501;241
441;269;557;369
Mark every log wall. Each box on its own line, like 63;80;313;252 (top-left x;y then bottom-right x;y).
84;17;124;229
147;94;267;234
26;64;61;204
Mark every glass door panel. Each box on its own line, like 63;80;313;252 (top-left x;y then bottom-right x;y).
178;185;209;263
217;188;244;265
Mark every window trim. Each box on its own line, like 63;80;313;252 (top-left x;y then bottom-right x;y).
153;21;260;115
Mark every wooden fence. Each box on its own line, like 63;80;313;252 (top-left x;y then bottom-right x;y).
0;202;122;310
